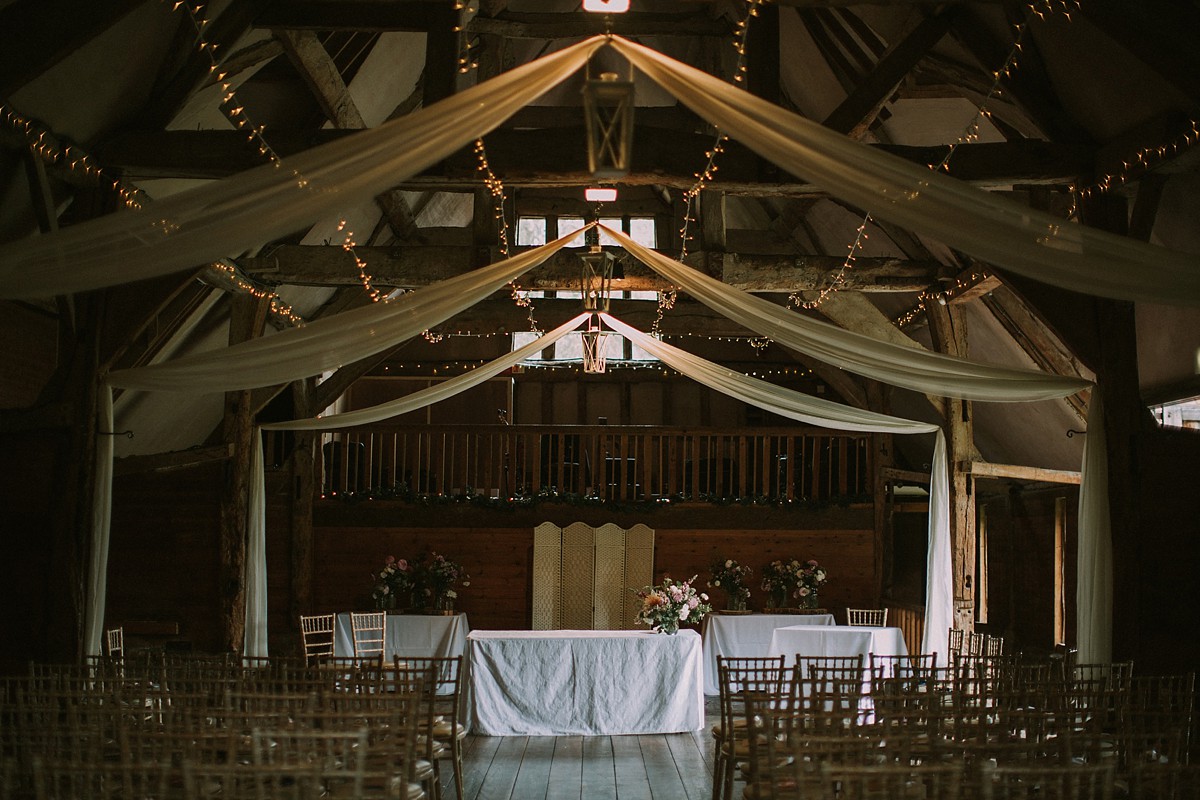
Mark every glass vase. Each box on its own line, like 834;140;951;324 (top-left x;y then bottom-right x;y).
657;617;680;635
727;594;747;612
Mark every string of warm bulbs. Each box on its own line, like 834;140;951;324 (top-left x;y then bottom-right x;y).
791;0;1067;318
677;0;762;261
0;103;145;210
1067;117;1200;218
658;0;763;339
473;137;543;334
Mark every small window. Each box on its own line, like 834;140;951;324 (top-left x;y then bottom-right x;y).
557;217;586;241
629;217;656;247
1151;397;1200;430
517;217;547;246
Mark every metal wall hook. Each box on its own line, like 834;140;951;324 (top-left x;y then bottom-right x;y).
1066;429;1087;438
99;429;134;439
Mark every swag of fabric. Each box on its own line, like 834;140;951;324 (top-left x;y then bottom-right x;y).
3;38;1197;306
80;37;1115;660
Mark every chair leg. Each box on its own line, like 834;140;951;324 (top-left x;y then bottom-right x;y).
711;748;725;800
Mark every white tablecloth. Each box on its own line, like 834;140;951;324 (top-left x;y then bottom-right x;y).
467;629;705;736
767;624;908;669
334;612;469;661
701;613;835;695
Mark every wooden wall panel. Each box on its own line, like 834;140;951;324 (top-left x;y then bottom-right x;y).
310;520;878;637
107;464;225;652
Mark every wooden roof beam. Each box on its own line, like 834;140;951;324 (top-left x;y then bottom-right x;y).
237;244;945;292
94;129;1091;191
275;29;424;242
822;7;960;139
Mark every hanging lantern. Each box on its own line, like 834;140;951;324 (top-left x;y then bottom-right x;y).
582;315;611;374
580;247;615;313
582;61;635;179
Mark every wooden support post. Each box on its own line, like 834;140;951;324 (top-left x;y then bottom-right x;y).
867;380;894;606
926;299;976;632
289;377;318;627
217;294;269;654
699;190;726;253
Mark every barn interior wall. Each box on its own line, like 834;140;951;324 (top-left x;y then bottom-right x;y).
100;462;877;657
976;484;1079;657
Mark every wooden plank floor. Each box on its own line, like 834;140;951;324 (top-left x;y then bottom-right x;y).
448;698;722;800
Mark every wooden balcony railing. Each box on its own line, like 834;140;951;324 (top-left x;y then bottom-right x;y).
266;424;874;505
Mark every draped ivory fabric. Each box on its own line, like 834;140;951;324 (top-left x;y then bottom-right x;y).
244;437;268;659
260;313;589;431
920;432;953;664
600;314;941;436
601;225;1092;402
244;315;586;658
2;37;1196;307
107;227;590;392
85;387;115;658
600;312;952;648
607;37;1200;307
74;33;1120;655
1076;397;1112;663
0;38;606;299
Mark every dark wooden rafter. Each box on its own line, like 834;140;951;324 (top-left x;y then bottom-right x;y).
745;3;781;106
982;283;1091;420
0;0;152;97
822;7;961;139
949;6;1094;146
113;443;235;476
93;128;1091;192
275;29;426;243
138;0;273;131
238;243;945;292
908;53;1042;139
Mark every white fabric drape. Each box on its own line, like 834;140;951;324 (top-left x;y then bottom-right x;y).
0;38;607;299
85;386;115;657
920;432;953;664
261;313;589;431
241;315;587;652
600;225;1092;402
1076;396;1112;663
601;314;941;436
600;312;954;646
106;226;590;392
244;434;268;659
607;38;1200;307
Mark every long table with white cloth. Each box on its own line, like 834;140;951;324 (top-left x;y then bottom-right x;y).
467;629;705;736
333;612;469;661
701;612;835;694
767;624;908;671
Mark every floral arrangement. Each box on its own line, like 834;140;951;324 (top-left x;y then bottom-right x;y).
708;558;753;610
370;555;414;610
795;560;827;607
412;551;470;610
632;575;711;634
761;558;828;608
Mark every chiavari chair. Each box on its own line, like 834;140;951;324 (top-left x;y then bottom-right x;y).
978;761;1114;800
713;656;789;800
299;613;337;664
846;608;888;627
820;762;965;800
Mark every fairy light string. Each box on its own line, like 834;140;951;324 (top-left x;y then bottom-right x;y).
0;103;145;210
474;137;542;334
651;0;764;339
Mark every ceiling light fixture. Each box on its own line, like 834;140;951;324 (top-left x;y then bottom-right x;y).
582;0;630;13
585;187;618;202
